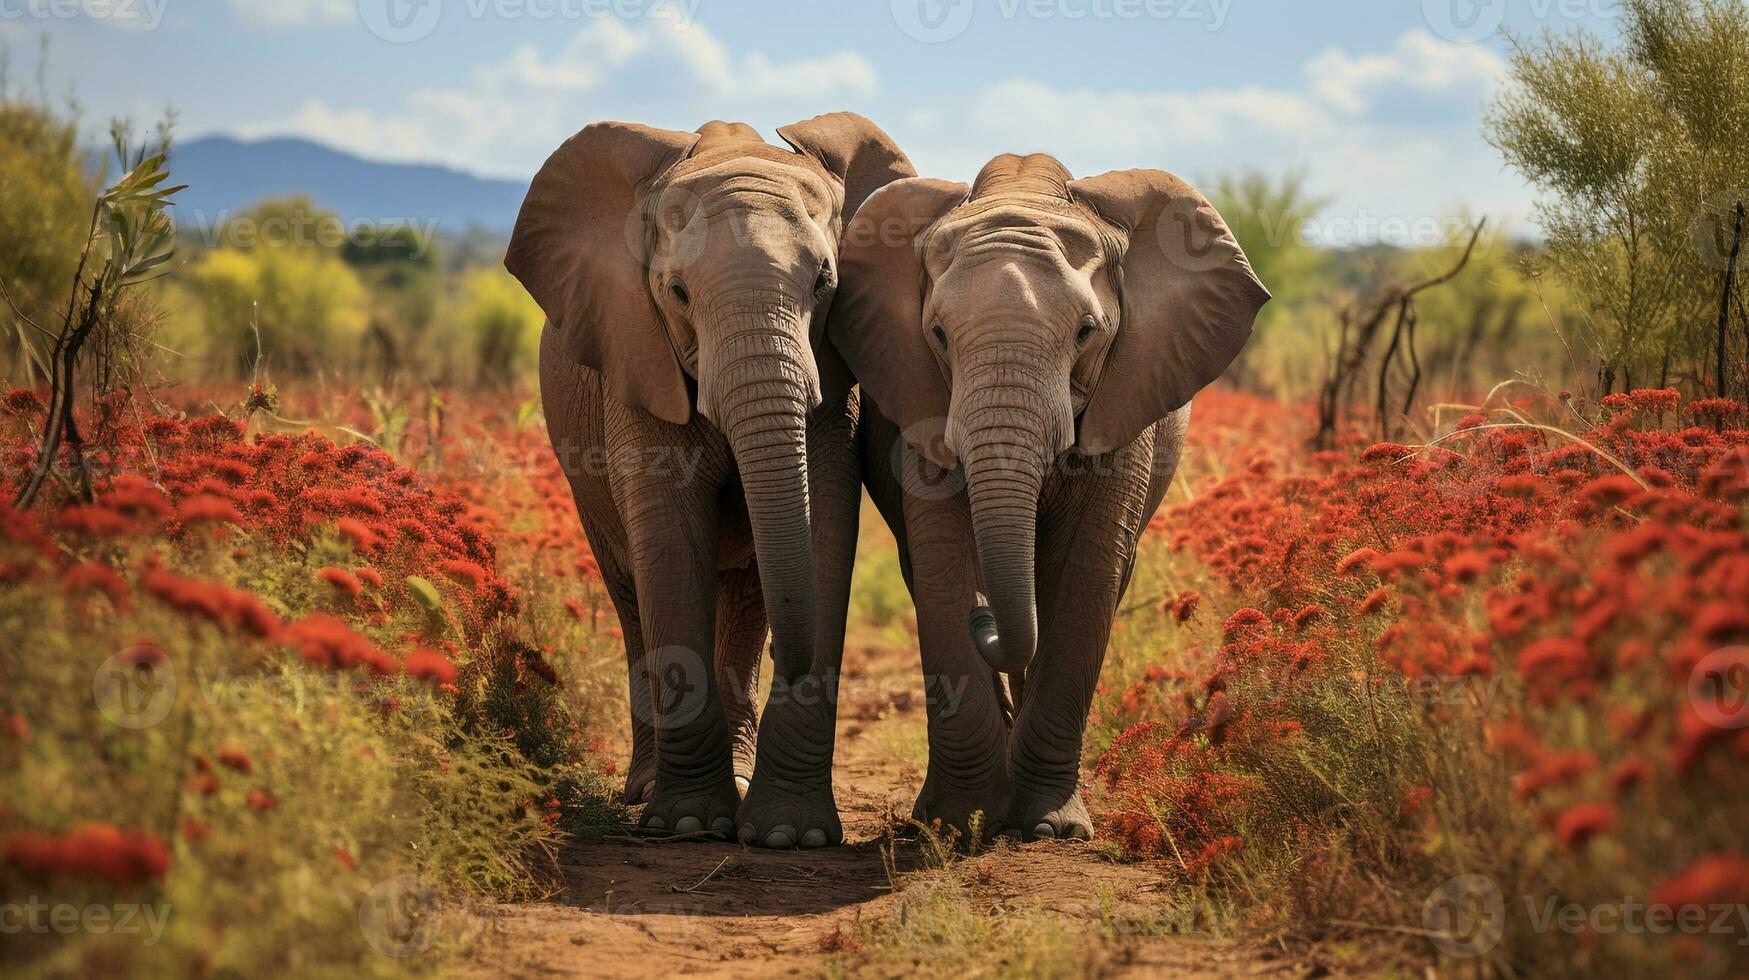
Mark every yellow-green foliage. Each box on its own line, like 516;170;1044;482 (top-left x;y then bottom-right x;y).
0;94;97;383
1487;0;1749;392
169;246;369;373
0;510;567;977
458;267;544;387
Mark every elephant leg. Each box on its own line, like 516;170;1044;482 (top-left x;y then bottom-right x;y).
714;566;765;795
611;437;740;836
903;479;1012;840
601;551;659;805
1007;437;1155;842
739;399;860;848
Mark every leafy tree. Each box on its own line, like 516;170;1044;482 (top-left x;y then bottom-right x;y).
458;267;543;387
0;68;98;383
1487;0;1749;395
1209;171;1333;395
176;246;368;375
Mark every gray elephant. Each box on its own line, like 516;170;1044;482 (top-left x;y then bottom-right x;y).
506;113;912;845
829;153;1268;840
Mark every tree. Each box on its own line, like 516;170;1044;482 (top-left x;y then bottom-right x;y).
1487;0;1749;396
0;66;99;384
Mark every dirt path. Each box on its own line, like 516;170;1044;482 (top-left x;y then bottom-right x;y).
452;506;1351;978
455;629;1316;979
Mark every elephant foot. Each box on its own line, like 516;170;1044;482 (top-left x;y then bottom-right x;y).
912;772;1008;843
1009;787;1092;842
736;775;841;849
621;756;657;805
637;776;739;839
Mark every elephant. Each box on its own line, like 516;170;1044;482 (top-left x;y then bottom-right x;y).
828;153;1268;840
506;113;913;846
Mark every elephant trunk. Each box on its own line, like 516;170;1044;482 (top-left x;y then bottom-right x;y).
953;369;1056;674
701;316;820;685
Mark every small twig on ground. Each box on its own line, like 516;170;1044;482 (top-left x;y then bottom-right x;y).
671;856;732;894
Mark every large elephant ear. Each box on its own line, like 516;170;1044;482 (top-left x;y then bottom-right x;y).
777;112;916;220
828;177;967;468
505;121;701;425
1068;169;1270;455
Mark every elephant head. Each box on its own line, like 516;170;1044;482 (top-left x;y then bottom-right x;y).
830;154;1268;673
506;113;912;682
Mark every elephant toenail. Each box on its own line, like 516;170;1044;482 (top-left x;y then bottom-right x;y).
801;829;829;848
738;823;757;845
674;816;704;833
1032;822;1056;840
645;816;666;830
711;817;734;835
762;825;797;848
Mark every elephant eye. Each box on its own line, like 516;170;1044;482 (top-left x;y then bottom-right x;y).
813;261;834;295
931;324;949;351
669;278;690;306
1076;315;1099;348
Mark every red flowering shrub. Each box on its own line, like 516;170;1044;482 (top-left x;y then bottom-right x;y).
3;823;172;886
0;387;606;975
1094;388;1749;971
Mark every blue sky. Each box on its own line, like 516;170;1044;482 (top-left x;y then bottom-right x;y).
8;0;1625;243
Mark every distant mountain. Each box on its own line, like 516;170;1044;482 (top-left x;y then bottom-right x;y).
171;135;528;234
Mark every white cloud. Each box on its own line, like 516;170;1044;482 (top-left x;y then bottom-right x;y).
1305;28;1505;115
897;28;1524;245
225;0;355;28
239;18;878;175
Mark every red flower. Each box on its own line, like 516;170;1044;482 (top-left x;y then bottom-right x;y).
1654;854;1749;910
1357;587;1390;615
179;493;244;526
403;647;458;685
282;614;396;675
1442;550;1489;583
335;517;381;552
436;558;489;589
216;746;252;773
61;562;129;608
1552;802;1615;850
1513;750;1595;800
1607;757;1651;796
316;566;363;598
3;823;172;885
